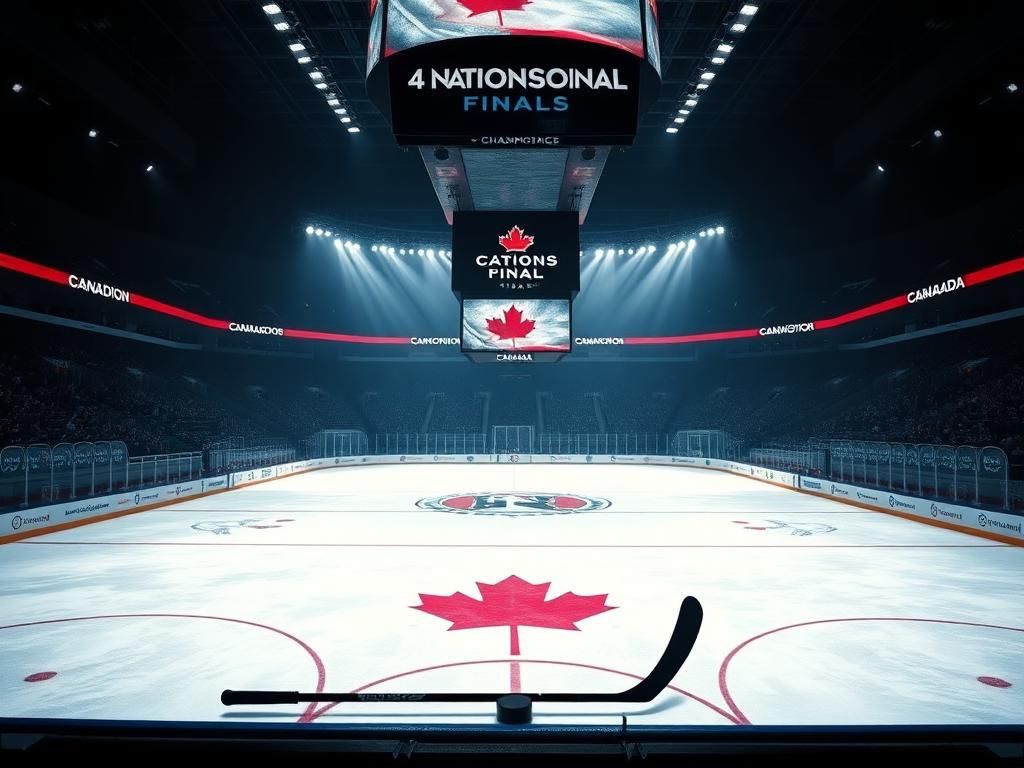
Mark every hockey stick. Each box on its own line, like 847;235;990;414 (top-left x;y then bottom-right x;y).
221;595;702;706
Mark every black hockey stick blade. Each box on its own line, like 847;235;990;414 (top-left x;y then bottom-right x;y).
221;595;702;707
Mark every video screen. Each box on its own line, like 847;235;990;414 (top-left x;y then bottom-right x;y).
384;0;644;58
643;0;660;76
367;0;384;75
462;298;571;352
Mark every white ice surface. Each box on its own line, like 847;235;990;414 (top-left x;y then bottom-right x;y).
1;464;1021;726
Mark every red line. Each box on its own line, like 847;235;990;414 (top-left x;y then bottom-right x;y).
625;328;759;345
304;658;739;724
130;294;230;330
0;251;70;285
717;616;1024;725
813;294;908;330
963;255;1024;286
282;328;410;345
0;612;327;723
510;661;522;694
510;624;521;656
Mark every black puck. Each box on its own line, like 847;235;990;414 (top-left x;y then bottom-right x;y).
496;694;532;724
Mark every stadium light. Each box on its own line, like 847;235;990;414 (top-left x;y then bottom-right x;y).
685;98;698;107
595;249;604;258
262;3;281;13
427;248;435;258
706;228;715;238
145;164;154;172
666;127;679;134
1008;83;1018;93
717;42;734;53
315;228;323;236
12;83;23;93
688;238;696;249
315;82;328;90
333;238;342;248
674;117;685;124
739;4;759;16
274;21;290;31
417;249;425;256
678;109;690;115
347;126;360;133
343;240;352;248
731;22;747;33
666;243;678;257
297;56;312;64
388;247;396;256
341;116;352;123
371;244;378;252
305;225;315;235
309;71;324;80
700;71;716;81
932;129;943;138
628;248;634;255
615;249;623;256
876;164;885;173
696;83;710;90
289;43;305;52
324;230;333;237
716;225;725;235
711;56;727;65
88;129;98;138
327;98;340;106
699;230;706;237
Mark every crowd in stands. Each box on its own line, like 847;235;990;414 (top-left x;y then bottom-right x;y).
3;321;1023;473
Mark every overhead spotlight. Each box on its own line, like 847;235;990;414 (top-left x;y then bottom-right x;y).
427;249;435;258
688;238;696;249
341;116;352;123
262;3;282;13
417;249;425;256
647;244;656;252
398;248;406;255
717;43;734;54
342;240;351;248
876;164;885;173
289;43;306;52
730;22;748;33
716;225;725;235
309;70;324;80
696;83;710;90
347;126;360;133
674;117;685;124
711;56;727;65
314;82;328;90
685;98;698;107
334;108;347;116
666;126;679;134
315;228;324;236
628;248;635;255
324;230;333;237
12;83;23;93
706;228;715;237
595;249;604;258
700;72;716;81
274;21;290;31
388;247;396;256
617;249;624;256
676;241;685;250
145;164;154;172
88;129;98;138
1008;83;1018;93
933;129;943;138
699;230;706;237
333;238;342;248
297;56;312;64
739;4;759;15
305;225;315;235
666;243;678;257
678;109;690;115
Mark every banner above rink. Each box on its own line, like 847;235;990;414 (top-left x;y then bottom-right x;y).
367;0;662;146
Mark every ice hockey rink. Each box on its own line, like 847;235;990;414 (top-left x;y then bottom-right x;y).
2;463;1022;728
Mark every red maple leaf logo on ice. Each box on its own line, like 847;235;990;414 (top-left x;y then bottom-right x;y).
486;304;535;348
412;575;615;655
498;225;535;252
457;0;531;26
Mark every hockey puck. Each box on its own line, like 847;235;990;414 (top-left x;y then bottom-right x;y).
496;694;532;724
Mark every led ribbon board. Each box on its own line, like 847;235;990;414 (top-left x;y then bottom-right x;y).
367;1;660;146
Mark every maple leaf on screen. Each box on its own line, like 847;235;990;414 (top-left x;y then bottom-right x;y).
413;575;616;654
498;225;535;252
486;304;535;348
457;0;531;25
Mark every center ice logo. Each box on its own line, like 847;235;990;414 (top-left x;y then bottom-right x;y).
416;493;610;516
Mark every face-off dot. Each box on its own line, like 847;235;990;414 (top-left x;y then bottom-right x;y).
24;671;57;683
977;676;1011;688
